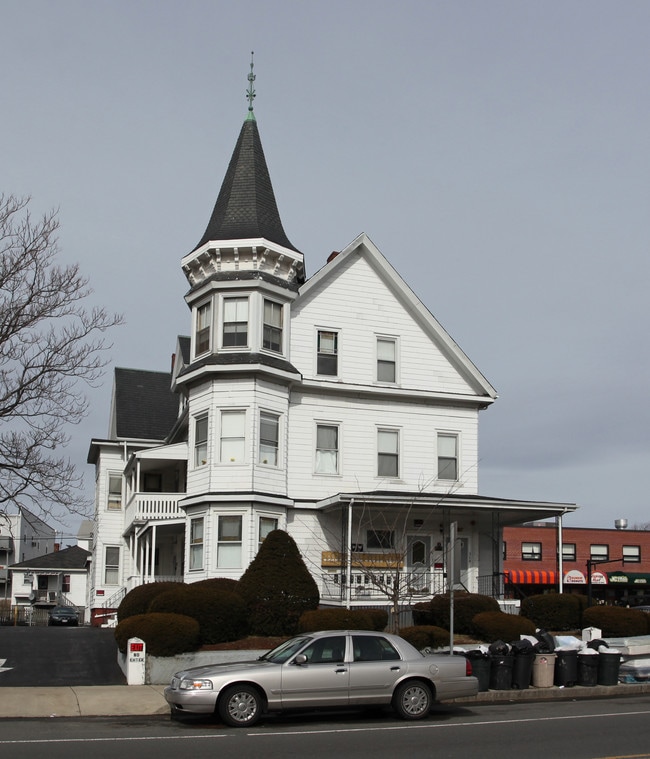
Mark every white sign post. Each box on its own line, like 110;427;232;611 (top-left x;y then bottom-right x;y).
126;637;146;685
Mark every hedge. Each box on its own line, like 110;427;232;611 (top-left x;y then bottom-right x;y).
471;611;537;642
114;613;200;656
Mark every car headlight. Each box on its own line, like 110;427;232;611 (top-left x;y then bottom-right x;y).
179;679;213;691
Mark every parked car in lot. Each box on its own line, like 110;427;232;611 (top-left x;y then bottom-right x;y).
48;606;79;626
164;629;478;727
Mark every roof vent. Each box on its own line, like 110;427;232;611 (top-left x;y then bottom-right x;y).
614;519;628;530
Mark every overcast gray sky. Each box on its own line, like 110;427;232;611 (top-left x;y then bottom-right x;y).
2;0;649;537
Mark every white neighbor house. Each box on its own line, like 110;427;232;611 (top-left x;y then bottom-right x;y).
86;89;577;625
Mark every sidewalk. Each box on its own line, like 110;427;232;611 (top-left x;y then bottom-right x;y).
1;681;649;719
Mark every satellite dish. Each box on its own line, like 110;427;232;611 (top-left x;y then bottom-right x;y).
28;590;37;603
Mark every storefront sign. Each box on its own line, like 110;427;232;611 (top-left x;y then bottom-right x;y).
564;569;587;584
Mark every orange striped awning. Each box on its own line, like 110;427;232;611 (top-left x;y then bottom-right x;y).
505;569;557;584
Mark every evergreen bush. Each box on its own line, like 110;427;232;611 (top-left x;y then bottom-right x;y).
238;530;320;636
471;611;536;642
582;605;648;637
116;581;180;622
424;593;501;634
398;625;449;650
298;608;373;632
521;593;584;630
364;608;389;631
149;585;248;644
114;612;200;656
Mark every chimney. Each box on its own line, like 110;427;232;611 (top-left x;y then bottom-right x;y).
327;251;340;263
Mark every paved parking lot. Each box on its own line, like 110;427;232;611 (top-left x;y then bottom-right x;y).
0;626;125;686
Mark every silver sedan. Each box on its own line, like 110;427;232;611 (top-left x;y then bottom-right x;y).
164;629;478;726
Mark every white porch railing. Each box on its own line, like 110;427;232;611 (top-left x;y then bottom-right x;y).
320;571;447;602
124;493;184;527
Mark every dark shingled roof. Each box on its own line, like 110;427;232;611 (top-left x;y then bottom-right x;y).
179;351;300;378
114;368;179;440
11;545;91;570
193;118;301;254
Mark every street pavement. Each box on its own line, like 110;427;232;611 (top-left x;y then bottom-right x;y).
1;681;649;719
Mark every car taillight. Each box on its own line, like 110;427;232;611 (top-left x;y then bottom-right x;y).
465;659;473;677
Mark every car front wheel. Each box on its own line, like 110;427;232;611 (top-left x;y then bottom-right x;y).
218;684;263;727
392;680;432;720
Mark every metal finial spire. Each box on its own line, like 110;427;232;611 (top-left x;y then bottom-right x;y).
246;51;256;120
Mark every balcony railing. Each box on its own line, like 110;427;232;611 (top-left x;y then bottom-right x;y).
124;493;184;527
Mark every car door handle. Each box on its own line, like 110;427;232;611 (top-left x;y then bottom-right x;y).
335;668;348;674
390;666;401;671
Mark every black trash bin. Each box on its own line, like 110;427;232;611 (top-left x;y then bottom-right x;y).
597;651;621;686
489;654;514;690
511;652;534;689
466;651;491;692
554;649;578;687
577;652;599;687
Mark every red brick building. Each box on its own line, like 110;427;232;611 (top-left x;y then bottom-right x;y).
503;523;650;605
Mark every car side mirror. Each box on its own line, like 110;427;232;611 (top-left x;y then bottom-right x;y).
294;654;308;665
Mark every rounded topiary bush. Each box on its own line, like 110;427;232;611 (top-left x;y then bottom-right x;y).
150;585;248;645
298;608;373;632
190;577;241;594
114;612;200;656
398;625;449;651
116;582;181;622
425;593;501;634
582;606;648;637
412;601;435;626
471;611;536;642
521;593;585;631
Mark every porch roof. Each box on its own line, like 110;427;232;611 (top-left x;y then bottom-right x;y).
311;491;577;525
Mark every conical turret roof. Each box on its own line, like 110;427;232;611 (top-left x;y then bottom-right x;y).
193;116;300;254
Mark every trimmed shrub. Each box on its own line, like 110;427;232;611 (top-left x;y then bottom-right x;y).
298;608;373;632
149;585;248;644
116;582;181;622
191;577;241;594
412;601;435;626
365;609;389;631
471;611;536;642
582;606;648;637
521;593;584;631
114;613;200;656
399;625;449;651
424;593;501;634
238;530;320;636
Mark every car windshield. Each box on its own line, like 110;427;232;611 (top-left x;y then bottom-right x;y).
259;636;313;663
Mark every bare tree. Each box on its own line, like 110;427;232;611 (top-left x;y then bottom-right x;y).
0;194;121;522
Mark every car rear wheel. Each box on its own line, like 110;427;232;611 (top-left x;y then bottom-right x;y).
218;684;263;727
392;680;432;720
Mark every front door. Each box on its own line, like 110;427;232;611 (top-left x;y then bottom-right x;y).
407;535;431;593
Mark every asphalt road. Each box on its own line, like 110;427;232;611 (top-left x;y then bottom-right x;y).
0;626;125;686
1;696;650;758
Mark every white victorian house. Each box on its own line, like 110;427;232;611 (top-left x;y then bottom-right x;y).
86;85;577;625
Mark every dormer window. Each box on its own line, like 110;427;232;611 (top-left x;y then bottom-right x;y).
223;297;249;347
195;301;212;355
263;299;283;353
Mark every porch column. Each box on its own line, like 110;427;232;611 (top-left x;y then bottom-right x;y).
150;524;157;581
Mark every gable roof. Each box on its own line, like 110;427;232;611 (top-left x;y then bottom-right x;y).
192;117;301;255
10;544;91;571
297;233;497;400
112;368;179;440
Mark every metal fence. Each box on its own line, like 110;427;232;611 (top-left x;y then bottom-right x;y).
0;605;85;626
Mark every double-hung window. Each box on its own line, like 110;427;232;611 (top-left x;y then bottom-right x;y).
263;300;283;353
104;547;120;584
522;542;542;561
195;301;212;355
377;337;396;382
377;428;399;478
317;330;338;376
315;424;339;474
259;516;278;548
590;544;609;562
623;545;641;563
223;297;249;347
367;530;395;550
437;433;458;480
217;515;242;568
194;415;208;467
259;412;279;466
561;543;576;562
107;474;122;510
220;410;246;463
189;517;204;570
